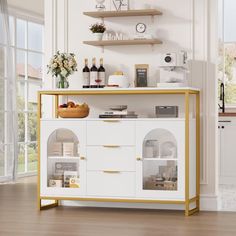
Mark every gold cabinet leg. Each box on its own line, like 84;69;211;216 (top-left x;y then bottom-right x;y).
37;92;42;211
55;95;59;118
196;92;201;211
39;199;59;210
185;92;190;216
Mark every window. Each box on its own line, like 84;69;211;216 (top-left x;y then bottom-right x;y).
0;14;44;176
218;0;236;106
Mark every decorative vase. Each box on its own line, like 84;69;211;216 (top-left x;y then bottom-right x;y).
96;0;106;11
93;33;104;41
56;75;69;89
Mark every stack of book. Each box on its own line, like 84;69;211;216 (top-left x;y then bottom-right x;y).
99;108;138;119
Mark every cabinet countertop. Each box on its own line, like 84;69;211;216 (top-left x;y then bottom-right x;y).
38;87;200;95
40;118;195;122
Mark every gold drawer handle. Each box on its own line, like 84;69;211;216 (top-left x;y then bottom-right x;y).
136;157;142;161
103;145;121;148
80;156;86;160
103;170;120;174
103;120;120;123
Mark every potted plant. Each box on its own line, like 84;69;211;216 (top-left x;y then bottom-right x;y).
47;51;77;89
89;23;106;41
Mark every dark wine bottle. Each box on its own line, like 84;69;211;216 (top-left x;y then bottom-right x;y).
82;58;90;88
90;58;98;88
98;58;105;88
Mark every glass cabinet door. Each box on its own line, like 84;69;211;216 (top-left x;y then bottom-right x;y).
136;121;185;200
40;120;86;197
47;128;80;189
143;129;178;191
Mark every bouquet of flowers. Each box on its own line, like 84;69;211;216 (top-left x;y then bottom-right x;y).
47;51;77;88
48;51;77;78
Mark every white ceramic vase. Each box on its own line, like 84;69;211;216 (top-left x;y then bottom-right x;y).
93;33;104;41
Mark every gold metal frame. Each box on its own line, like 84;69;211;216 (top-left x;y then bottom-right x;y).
37;88;200;215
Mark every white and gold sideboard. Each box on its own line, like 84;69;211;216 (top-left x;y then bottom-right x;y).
38;88;200;216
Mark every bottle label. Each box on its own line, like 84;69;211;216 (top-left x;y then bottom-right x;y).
90;71;98;85
83;72;90;86
98;72;105;86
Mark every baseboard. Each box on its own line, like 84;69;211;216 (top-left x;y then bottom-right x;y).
200;194;218;211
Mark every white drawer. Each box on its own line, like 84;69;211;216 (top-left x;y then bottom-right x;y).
87;146;135;171
87;120;135;146
87;171;135;197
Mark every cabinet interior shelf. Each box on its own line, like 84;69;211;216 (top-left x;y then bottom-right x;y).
83;39;163;47
83;9;163;18
48;156;79;160
144;158;177;161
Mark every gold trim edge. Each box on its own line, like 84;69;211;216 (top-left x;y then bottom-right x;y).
38;89;200;96
40;196;189;204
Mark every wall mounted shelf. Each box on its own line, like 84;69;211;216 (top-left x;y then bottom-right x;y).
83;39;163;47
83;9;162;18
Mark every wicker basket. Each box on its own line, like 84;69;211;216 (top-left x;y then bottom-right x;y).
58;107;89;118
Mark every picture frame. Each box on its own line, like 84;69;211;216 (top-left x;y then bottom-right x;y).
135;64;149;87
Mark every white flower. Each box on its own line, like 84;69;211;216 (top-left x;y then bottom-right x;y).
68;60;74;67
61;68;67;77
52;63;58;69
58;55;63;62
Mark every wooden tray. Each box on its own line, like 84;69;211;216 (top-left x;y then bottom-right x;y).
58;107;89;118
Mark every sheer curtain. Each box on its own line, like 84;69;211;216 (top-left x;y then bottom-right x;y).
0;0;18;182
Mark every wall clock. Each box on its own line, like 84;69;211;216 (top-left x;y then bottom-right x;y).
134;23;152;39
136;23;147;34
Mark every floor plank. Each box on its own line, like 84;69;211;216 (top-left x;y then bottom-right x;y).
0;177;236;236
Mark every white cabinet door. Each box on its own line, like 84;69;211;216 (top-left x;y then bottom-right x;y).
219;120;236;184
40;120;86;197
136;120;185;200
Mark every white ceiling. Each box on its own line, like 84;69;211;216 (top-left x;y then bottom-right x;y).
8;0;44;16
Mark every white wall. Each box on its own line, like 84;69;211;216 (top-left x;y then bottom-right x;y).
44;0;218;210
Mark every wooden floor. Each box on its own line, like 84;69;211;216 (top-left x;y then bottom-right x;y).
1;178;236;236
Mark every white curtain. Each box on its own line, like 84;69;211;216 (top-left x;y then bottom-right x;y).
0;0;18;182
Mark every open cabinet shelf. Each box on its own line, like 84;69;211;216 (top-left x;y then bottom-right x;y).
144;158;178;161
83;9;163;18
48;156;80;160
83;39;163;47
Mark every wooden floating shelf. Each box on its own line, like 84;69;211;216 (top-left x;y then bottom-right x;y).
83;9;163;18
83;39;163;47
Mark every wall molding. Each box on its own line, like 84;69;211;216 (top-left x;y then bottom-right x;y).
53;0;57;54
64;0;68;53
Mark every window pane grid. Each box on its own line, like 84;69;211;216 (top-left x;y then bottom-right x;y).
16;16;43;174
219;0;236;106
1;15;43;175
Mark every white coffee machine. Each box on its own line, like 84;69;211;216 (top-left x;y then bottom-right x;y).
158;52;189;87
